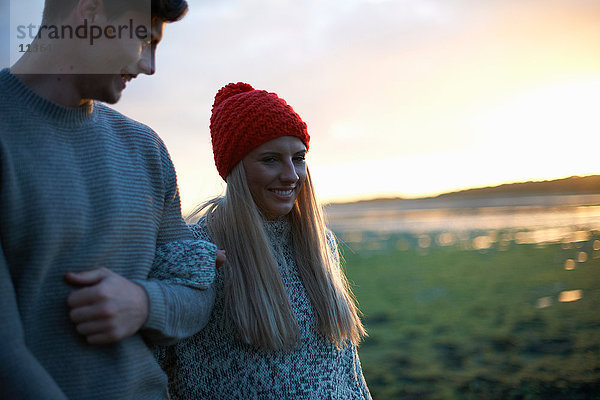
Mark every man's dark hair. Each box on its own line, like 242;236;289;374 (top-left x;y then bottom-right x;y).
43;0;188;23
152;0;188;22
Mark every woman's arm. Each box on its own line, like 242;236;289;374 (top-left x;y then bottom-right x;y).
142;239;218;345
351;346;372;400
139;146;219;346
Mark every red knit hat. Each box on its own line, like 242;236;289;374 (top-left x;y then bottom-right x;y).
210;82;310;180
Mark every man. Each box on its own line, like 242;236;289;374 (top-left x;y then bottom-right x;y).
0;0;223;398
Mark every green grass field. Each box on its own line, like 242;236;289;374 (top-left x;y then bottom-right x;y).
341;231;600;399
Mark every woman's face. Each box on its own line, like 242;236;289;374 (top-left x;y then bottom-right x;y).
242;136;307;220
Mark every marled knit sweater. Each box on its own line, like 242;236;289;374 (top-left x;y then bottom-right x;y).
0;68;217;400
155;217;372;399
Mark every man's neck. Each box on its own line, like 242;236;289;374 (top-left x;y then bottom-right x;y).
11;37;91;108
12;71;91;108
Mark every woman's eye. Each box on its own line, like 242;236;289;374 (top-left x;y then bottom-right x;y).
293;156;306;163
262;157;277;163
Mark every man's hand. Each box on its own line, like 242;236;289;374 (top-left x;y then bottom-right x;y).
65;268;149;344
216;249;226;268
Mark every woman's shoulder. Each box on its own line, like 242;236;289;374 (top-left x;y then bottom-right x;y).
189;216;212;242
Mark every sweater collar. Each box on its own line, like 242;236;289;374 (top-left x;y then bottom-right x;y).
263;216;291;246
0;68;95;127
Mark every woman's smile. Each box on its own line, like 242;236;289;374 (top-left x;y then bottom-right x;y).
269;187;296;198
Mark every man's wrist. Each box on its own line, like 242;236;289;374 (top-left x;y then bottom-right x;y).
132;280;166;332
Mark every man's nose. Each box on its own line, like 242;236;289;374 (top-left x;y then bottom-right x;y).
139;46;155;75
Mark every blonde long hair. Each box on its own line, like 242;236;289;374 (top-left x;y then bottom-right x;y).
192;163;366;350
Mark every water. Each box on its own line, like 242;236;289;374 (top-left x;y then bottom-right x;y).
324;194;600;244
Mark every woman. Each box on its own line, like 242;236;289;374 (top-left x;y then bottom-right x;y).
156;82;371;399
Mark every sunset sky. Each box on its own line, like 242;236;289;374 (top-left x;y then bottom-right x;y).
3;0;600;213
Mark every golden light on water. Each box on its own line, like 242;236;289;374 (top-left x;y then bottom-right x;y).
564;259;576;271
472;235;493;251
536;297;553;309
537;289;587;308
343;232;364;244
436;232;456;247
567;231;591;243
577;252;588;263
559;290;583;303
418;235;431;249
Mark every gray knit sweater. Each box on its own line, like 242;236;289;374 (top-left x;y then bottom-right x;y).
155;217;372;399
0;68;217;400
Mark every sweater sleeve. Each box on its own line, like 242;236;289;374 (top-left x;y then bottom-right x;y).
154;139;193;245
134;138;217;345
136;239;218;345
0;246;68;400
328;230;372;399
350;346;372;400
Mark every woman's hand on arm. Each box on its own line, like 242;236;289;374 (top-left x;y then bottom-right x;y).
216;249;227;268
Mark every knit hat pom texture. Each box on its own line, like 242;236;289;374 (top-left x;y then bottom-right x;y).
212;82;255;109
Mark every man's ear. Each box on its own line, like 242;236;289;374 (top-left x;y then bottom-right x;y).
76;0;105;23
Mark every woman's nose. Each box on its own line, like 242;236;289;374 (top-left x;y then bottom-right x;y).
280;159;299;183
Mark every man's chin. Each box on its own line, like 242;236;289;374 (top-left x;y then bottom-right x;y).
101;90;123;105
105;96;122;105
